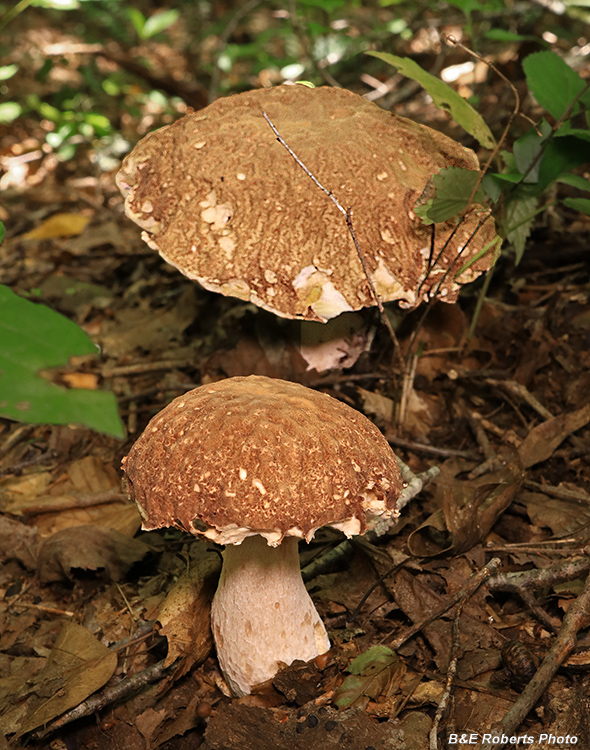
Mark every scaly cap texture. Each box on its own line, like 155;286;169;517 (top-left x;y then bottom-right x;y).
122;375;401;545
117;85;497;322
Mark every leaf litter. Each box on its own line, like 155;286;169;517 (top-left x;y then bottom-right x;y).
1;9;590;750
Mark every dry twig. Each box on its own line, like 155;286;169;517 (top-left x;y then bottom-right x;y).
480;569;590;750
261;110;402;363
430;557;501;749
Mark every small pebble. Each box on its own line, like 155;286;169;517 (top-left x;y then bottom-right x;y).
306;714;319;728
324;720;338;732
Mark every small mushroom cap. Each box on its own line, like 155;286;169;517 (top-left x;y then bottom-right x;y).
116;85;498;322
122;376;401;545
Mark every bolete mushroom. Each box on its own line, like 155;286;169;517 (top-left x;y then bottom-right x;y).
116;84;498;323
122;375;401;696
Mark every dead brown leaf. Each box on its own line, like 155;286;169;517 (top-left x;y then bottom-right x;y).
408;460;523;556
0;516;38;569
37;524;150;582
0;621;117;738
518;403;590;469
158;549;221;673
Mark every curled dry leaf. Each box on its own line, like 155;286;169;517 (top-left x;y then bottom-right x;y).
157;552;221;674
518;402;590;469
37;524;151;582
408;459;523;556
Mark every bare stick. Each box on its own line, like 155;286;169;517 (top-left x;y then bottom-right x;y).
481;570;590;750
29;657;178;740
429;558;501;750
262;110;402;360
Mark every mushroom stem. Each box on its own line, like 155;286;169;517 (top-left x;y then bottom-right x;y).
211;535;330;697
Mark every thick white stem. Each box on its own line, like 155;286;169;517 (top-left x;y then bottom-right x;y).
210;535;330;697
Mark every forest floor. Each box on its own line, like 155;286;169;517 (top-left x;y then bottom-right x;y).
1;3;590;750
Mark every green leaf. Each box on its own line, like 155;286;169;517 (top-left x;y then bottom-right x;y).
555;124;590;142
455;235;502;278
367;51;496;149
334;646;401;709
0;64;18;81
32;0;80;8
523;51;590;121
558;174;590;192
537;136;590;193
126;7;146;37
447;0;504;13
0;102;22;124
415;167;485;225
562;197;590;216
0;285;125;438
485;29;540;42
142;9;180;39
513;120;551;183
0;221;5;244
504;194;539;264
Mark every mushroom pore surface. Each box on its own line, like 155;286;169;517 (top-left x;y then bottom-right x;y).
116;85;498;321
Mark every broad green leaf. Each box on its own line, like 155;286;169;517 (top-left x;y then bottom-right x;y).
555;124;590;142
142;9;180;39
562;197;590;216
334;646;402;709
0;285;125;438
537;136;590;193
523;51;590;121
367;51;496;149
513;120;551;183
414;167;485;225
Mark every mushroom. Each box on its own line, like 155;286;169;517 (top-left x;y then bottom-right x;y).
122;375;402;696
116;84;498;322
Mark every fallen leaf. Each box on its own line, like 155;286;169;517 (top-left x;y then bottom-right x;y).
358;387;394;423
37;524;150;582
12;621;117;737
334;645;405;709
0;516;38;569
518;403;590;468
22;213;91;239
408;460;522;556
158;550;221;672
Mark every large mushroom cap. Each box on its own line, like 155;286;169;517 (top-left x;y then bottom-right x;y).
122;375;401;545
116;85;497;322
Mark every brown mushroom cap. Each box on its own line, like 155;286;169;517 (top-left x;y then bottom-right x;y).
116;85;498;322
122;375;401;545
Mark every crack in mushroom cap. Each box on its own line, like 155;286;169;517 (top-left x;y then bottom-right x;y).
116;85;498;322
122;376;401;546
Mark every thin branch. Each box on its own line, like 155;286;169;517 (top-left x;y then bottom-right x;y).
262;110;402;362
429;558;502;750
481;570;590;750
29;658;179;740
